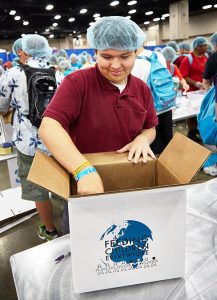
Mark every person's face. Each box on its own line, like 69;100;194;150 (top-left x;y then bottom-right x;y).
17;49;30;64
197;44;208;55
96;49;136;84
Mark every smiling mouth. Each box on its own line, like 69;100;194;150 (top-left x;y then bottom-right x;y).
110;71;123;76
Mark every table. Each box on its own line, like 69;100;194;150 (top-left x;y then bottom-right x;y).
172;90;206;122
10;178;217;300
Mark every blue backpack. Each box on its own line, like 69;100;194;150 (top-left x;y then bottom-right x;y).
197;86;217;145
138;52;177;113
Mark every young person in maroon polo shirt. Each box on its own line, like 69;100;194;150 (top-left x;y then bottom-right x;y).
39;16;158;234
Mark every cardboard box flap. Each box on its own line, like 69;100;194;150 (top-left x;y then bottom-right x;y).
158;133;211;183
27;151;70;199
84;151;134;165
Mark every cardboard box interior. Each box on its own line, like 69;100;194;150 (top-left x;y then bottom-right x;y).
27;133;211;199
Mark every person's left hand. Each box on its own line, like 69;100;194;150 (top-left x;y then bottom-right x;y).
117;134;156;163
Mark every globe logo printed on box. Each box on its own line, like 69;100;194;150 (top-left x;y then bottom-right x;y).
96;220;158;275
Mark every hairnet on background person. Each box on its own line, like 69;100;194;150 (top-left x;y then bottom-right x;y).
59;60;72;70
207;43;214;53
179;41;190;51
57;56;67;64
56;49;68;58
79;55;87;65
12;57;20;66
87;16;146;51
166;41;179;52
81;51;88;56
22;34;52;58
161;46;176;63
12;38;23;56
70;53;78;61
154;47;162;53
192;36;208;49
210;32;217;47
49;55;58;66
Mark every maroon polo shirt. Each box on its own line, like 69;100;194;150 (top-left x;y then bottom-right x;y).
44;65;158;153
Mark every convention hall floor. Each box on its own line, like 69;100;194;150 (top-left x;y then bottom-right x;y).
0;122;212;300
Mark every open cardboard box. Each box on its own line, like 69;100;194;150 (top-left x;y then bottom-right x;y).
28;133;211;293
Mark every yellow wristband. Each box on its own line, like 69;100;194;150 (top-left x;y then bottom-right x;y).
73;161;91;177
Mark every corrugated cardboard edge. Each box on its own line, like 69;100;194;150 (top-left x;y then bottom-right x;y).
27;151;70;199
158;132;211;183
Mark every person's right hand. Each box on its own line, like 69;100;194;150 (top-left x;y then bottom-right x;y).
77;171;104;195
194;81;204;90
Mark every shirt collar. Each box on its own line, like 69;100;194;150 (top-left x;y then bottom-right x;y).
95;63;134;96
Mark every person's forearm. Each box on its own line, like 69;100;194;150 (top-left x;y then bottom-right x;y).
202;79;212;91
39;117;88;174
140;127;156;145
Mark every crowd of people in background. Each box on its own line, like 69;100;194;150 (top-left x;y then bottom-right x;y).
0;21;217;240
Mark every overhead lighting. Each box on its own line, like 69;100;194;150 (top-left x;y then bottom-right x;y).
80;8;87;14
127;0;137;5
126;16;131;19
23;21;29;25
128;9;136;14
161;17;165;20
214;4;217;7
14;16;21;21
52;23;58;27
162;13;169;17
46;4;54;10
54;15;61;20
144;21;150;25
73;30;76;34
68;17;75;22
110;1;119;6
9;10;16;15
145;11;153;15
94;17;101;21
49;34;54;38
78;35;82;38
93;13;100;18
21;34;26;37
153;17;160;21
45;29;50;32
202;4;212;9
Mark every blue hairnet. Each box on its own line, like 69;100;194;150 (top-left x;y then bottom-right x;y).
166;41;179;52
210;32;217;47
162;46;176;63
79;55;87;65
81;51;88;56
179;42;190;51
207;43;214;54
59;60;71;70
12;38;23;56
87;16;146;51
22;34;52;58
70;53;78;61
56;49;68;58
154;47;162;53
49;55;58;66
192;36;208;49
57;56;67;63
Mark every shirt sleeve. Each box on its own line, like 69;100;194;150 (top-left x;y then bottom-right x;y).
179;56;190;78
203;52;217;80
174;64;183;80
44;72;84;130
0;71;13;113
